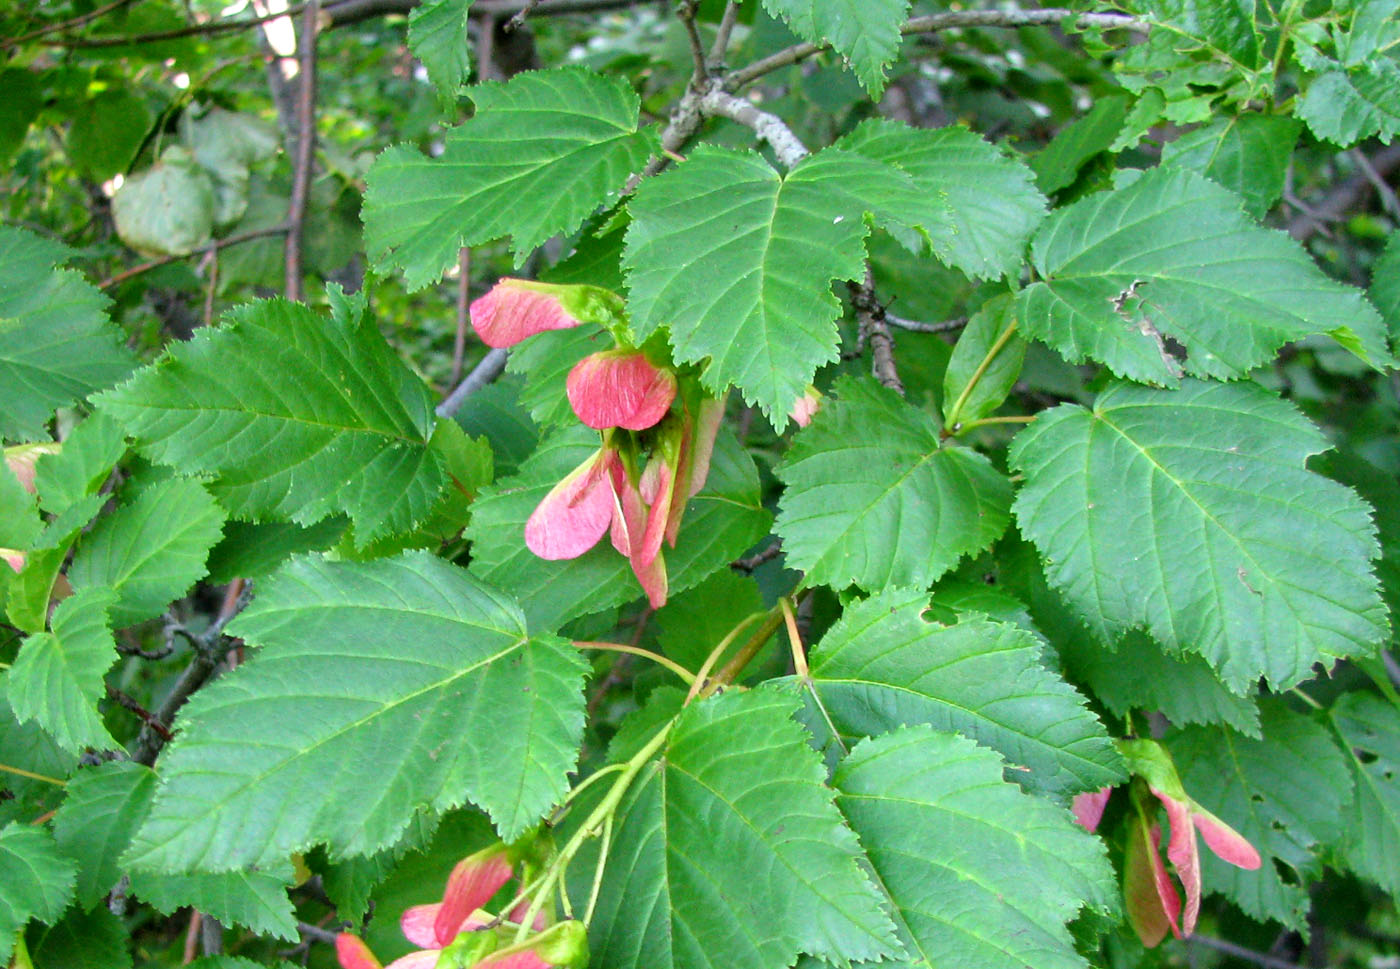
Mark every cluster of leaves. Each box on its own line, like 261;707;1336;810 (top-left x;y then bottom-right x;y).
2;0;1400;967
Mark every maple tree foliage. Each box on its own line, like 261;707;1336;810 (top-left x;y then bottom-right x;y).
2;0;1400;967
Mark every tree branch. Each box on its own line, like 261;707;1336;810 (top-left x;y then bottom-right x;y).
726;9;1145;89
707;1;741;69
437;348;509;417
284;0;321;303
698;85;809;168
98;223;291;290
3;0;139;48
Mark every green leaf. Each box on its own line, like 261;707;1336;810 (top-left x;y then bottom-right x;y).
806;589;1124;796
1371;231;1400;341
655;570;765;672
942;295;1027;426
179;107;280;227
34;412;126;516
68;477;225;627
364;67;658;288
186;957;301;969
1299;61;1400;146
0;457;40;550
1031;96;1129;194
1128;0;1265;68
1018;167;1392;383
832;726;1117;969
6;588;119;753
836;119;1046;279
505;324;610;429
624;146;901;424
468;424;770;630
66;88;152;181
584;689;899;969
452;378;539;478
27;905;131;969
1058;629;1262;736
0;227;135;439
776;376;1012;591
96;298;447;544
759;0;910;94
122;552;586;872
130;863;297;942
1169;701;1351;927
1010;380;1387;690
0;823;76;961
111;146;217;257
6;495;106;633
1328;691;1400;896
409;0;473;104
52;761;158;909
1161;114;1300;219
204;517;347;584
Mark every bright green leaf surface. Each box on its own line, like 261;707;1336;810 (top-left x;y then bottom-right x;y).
52;761;158;909
833;726;1117;969
505;324;609;429
585;690;899;969
776;377;1012;590
0;823;76;961
468;424;770;630
760;0;910;94
1058;629;1261;736
6;588;119;753
408;0;473;103
1031;96;1129;194
0;458;39;550
0;227;135;439
807;589;1124;795
1018;167;1392;381
34;412;126;516
625;146;900;423
942;295;1027;426
69;477;225;626
130;863;298;941
66;88;152;181
123;552;586;872
365;67;658;288
1329;692;1400;896
1371;231;1400;341
1162;114;1300;218
838;119;1046;279
204;517;348;584
1170;701;1352;927
1299;62;1400;146
1011;380;1387;690
96;298;447;544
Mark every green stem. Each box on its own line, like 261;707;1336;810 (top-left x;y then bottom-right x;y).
944;317;1019;432
700;605;786;698
684;609;767;704
515;718;676;941
583;813;615;924
0;762;66;786
952;414;1036;435
574;641;697;686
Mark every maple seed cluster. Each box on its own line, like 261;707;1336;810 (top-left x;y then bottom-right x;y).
471;278;723;609
1075;739;1262;948
336;843;588;969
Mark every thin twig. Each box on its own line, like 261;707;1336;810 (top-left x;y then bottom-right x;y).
437;347;509;417
707;1;741;69
1289;143;1400;240
33;0;316;48
1352;148;1400;219
504;0;546;30
98;223;291;290
105;684;174;742
284;0;320;302
699;84;808;167
887;313;967;334
182;911;202;964
1188;935;1312;969
731;542;782;573
726;9;1145;89
452;248;471;386
677;0;709;82
297;921;342;944
3;0;138;47
850;273;903;394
